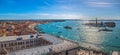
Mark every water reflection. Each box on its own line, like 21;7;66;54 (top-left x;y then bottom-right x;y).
78;25;104;49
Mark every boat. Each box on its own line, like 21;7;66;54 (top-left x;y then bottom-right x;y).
77;28;80;30
64;26;72;29
98;27;113;32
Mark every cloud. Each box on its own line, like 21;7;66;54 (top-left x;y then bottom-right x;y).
86;0;120;7
0;13;119;20
87;2;111;7
58;6;75;10
0;13;87;20
33;13;88;20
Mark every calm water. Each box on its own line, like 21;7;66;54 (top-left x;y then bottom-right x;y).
37;20;120;52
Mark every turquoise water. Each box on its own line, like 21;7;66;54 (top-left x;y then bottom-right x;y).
37;20;120;52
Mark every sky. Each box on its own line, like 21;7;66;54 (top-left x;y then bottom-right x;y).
0;0;120;20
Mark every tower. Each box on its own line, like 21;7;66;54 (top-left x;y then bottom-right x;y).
96;18;98;27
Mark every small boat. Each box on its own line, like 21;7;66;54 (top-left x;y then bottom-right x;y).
98;28;113;32
77;28;80;30
64;26;72;29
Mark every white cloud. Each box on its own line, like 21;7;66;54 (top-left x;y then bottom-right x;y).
59;6;73;10
86;0;120;7
87;2;111;7
35;13;87;19
0;13;119;20
0;13;88;20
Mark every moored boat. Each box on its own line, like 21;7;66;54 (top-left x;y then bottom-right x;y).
64;26;72;29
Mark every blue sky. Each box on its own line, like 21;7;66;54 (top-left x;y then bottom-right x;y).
0;0;120;20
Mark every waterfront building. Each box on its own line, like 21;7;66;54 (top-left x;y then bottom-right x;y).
0;34;52;55
0;33;82;55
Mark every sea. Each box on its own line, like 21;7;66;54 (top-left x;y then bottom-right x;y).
36;20;120;52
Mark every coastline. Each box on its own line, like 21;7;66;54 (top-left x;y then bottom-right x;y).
0;20;111;53
0;20;64;37
0;20;109;55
